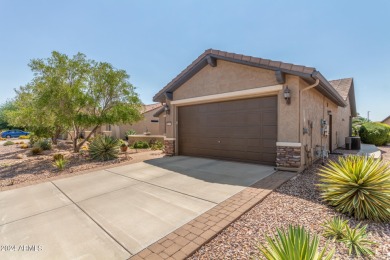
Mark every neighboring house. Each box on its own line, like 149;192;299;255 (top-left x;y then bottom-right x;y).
153;49;357;171
100;103;163;139
382;115;390;125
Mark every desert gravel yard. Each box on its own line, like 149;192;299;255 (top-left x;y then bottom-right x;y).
189;148;390;260
0;140;163;190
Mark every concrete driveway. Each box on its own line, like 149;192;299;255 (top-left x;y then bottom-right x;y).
0;156;275;259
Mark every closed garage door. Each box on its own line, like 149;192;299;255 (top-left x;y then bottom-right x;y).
178;96;277;165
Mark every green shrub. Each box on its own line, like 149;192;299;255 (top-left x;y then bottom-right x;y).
318;155;390;222
340;223;375;257
37;139;52;150
257;225;334;260
125;129;136;136
150;141;164;150
31;146;43;155
53;153;64;161
29;134;42;146
133;141;149;149
358;122;389;145
322;216;349;241
3;141;15;146
53;158;68;171
89;135;120;161
321;217;375;257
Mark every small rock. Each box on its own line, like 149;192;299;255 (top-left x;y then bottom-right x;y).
4;179;14;186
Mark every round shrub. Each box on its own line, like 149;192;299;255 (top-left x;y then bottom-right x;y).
133;141;149;149
359;122;389;145
89;135;120;161
37;139;52;150
3;141;15;146
318;155;390;222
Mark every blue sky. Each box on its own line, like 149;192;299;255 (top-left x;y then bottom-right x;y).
0;0;389;121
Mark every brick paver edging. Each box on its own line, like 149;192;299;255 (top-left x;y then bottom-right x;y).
130;171;297;260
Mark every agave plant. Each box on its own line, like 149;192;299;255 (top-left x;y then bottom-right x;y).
257;225;334;260
322;216;348;241
88;135;120;161
340;223;375;257
318;155;390;222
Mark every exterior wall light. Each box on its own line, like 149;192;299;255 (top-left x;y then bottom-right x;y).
164;104;170;115
284;86;291;105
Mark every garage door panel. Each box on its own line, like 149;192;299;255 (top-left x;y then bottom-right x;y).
178;96;277;165
262;111;277;125
260;96;277;108
262;125;277;139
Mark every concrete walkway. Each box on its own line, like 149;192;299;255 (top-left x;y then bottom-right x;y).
0;156;276;260
358;143;382;159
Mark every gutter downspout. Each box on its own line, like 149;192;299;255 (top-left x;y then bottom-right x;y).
300;78;320;168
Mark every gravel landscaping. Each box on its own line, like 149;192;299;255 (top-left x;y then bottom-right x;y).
189;146;390;260
0;139;164;191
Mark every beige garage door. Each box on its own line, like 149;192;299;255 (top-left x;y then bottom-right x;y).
178;96;277;165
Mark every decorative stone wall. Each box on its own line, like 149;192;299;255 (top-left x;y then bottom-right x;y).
164;139;175;156
276;146;301;168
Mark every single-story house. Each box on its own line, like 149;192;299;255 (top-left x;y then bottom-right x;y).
153;49;357;171
382;115;390;125
100;103;163;139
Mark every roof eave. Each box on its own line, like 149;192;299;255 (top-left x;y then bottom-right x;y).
154;51;347;108
311;72;347;107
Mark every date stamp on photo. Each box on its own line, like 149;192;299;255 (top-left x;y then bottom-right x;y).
1;245;43;252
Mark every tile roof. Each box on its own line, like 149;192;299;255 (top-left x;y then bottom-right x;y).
142;103;162;114
153;49;348;108
329;78;353;100
382;115;390;123
153;49;316;102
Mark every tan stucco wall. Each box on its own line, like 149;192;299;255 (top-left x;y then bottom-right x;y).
174;60;278;100
278;75;300;143
117;109;161;139
159;113;166;135
300;78;351;163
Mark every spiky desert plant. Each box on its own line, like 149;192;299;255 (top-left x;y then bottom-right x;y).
257;225;334;260
322;216;349;241
53;158;68;171
52;153;64;161
31;146;43;155
340;224;375;257
88;135;120;161
318;155;390;222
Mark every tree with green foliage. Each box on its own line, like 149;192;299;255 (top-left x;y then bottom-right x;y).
6;51;143;152
352;114;369;136
0;100;17;130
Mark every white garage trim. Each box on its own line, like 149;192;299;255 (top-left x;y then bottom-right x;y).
276;142;302;147
171;84;283;106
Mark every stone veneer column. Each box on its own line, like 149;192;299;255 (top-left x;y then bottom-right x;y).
276;142;302;168
164;138;176;155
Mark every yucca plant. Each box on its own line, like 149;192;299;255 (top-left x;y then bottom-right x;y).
88;135;120;161
340;223;375;257
322;216;348;241
318;155;390;222
257;225;334;260
53;158;68;171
